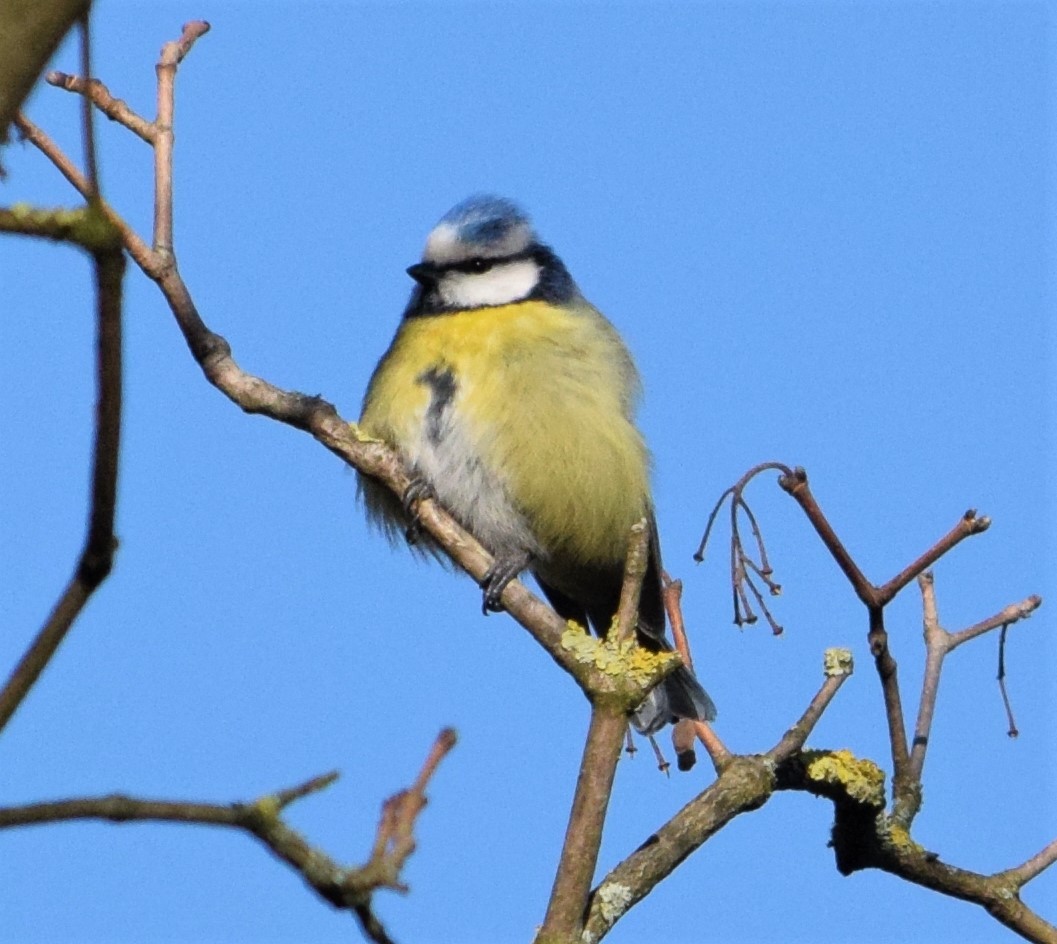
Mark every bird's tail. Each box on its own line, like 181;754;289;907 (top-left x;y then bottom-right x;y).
630;660;716;736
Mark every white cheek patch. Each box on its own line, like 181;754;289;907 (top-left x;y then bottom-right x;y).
438;259;541;309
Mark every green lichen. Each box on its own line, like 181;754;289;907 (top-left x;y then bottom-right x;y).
803;749;886;807
560;621;678;683
823;647;854;677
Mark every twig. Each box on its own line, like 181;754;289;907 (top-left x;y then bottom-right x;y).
0;771;339;829
777;467;874;605
613;520;650;646
948;595;1042;651
998;624;1019;738
13;113;151;265
906;572;947;787
907;575;1042;795
153;21;210;256
875;510;991;606
0;18;125;737
999;838;1057;890
47;70;156;142
768;648;854;763
696;462;790;635
661;575;731;770
0;729;457;944
770;469;996;816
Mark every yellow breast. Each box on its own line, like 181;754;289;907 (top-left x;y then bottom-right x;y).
360;299;651;567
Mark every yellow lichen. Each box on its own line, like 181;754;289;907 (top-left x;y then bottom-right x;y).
823;647;854;677
560;622;677;682
885;822;926;855
804;749;886;807
252;794;282;822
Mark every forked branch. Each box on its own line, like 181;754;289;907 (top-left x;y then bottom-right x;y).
0;729;458;944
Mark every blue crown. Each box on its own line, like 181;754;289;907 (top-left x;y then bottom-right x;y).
439;195;532;248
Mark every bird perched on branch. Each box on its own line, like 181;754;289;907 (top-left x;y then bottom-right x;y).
358;195;715;736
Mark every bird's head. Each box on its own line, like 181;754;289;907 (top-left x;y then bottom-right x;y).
405;195;576;314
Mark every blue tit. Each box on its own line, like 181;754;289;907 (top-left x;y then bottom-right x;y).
359;195;716;736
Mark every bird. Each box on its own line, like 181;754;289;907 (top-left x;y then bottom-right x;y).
358;195;716;737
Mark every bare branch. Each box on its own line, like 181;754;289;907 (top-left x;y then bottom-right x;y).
538;708;627;944
46;70;156;142
613;520;650;646
908;575;1044;792
0;16;125;737
999;838;1057;890
907;572;947;786
948;594;1042;651
768;648;854;763
876;509;991;605
777;466;875;605
13;113;152;266
0;729;456;944
18;28;652;701
662;575;731;770
584;755;776;942
153;21;210;256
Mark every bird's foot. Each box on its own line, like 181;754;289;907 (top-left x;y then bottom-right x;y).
402;476;435;545
480;551;531;615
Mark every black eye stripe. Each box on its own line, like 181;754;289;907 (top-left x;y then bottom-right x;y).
452;258;494;274
443;249;537;276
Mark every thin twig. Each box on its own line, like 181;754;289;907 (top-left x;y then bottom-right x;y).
875;509;991;606
998;838;1057;889
998;624;1019;738
0;18;125;737
777;467;875;606
153;21;210;256
948;595;1042;651
46;71;156;142
78;15;98;197
13;113;153;267
613;519;650;646
767;648;854;763
696;464;790;635
0;729;457;944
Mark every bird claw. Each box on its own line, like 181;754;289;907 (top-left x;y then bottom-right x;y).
480;552;530;615
402;477;434;545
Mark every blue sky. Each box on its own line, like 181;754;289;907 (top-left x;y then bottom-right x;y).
1;3;1054;942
